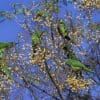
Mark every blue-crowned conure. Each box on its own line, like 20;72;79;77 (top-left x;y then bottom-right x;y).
57;19;70;41
66;59;93;72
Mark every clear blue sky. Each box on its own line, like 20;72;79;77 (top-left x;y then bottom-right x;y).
0;0;32;42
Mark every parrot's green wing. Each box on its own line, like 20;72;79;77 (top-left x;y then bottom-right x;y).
82;65;93;72
0;42;17;59
71;66;82;71
59;19;69;37
32;30;41;46
66;59;85;67
66;59;83;70
0;42;12;59
0;42;12;49
0;42;17;50
66;59;93;72
0;42;10;49
0;49;3;59
32;34;40;45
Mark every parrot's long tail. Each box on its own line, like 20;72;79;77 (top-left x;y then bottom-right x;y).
84;67;94;73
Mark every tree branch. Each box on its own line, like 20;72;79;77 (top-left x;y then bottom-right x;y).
44;60;64;100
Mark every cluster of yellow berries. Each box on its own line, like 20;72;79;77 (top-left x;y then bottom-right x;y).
30;48;45;65
81;0;100;8
66;75;92;92
30;47;50;71
30;47;48;64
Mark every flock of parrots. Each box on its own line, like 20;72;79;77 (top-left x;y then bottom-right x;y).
0;19;93;79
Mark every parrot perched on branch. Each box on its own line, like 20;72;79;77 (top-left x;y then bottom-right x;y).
0;42;17;50
0;42;15;79
57;19;70;41
0;42;17;59
31;30;42;53
66;59;93;72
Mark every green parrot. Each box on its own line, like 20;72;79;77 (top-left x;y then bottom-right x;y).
66;59;93;72
32;30;42;53
0;42;16;50
0;42;15;79
0;49;4;59
57;19;70;41
0;42;17;59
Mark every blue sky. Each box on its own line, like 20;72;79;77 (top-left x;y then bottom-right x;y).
0;0;32;42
